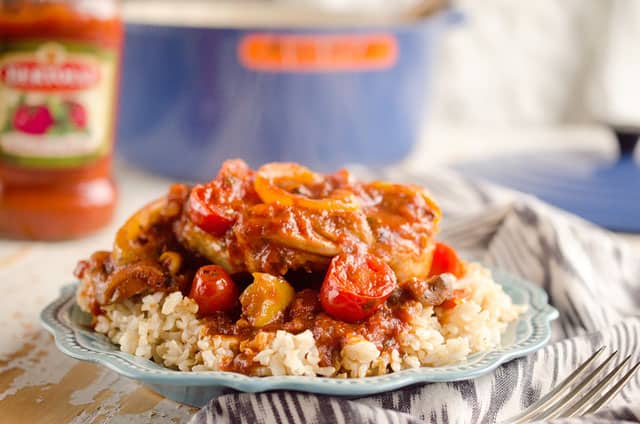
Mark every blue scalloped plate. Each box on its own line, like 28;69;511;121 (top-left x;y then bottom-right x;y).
40;269;558;407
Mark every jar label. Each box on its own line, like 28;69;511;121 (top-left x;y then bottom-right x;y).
0;41;117;168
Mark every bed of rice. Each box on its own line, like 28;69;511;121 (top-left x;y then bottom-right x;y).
90;263;526;377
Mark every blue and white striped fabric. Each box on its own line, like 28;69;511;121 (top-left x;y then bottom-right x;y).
190;169;640;424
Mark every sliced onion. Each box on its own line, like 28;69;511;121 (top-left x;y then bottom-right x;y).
254;162;360;211
368;181;441;228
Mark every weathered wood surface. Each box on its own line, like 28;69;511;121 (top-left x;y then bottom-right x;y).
0;168;196;423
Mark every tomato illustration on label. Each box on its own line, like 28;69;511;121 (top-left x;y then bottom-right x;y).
13;104;54;135
4;96;90;136
65;100;87;129
0;41;115;167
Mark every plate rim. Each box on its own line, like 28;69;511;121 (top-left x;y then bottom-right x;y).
40;268;559;396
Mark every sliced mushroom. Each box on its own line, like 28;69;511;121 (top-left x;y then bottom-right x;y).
97;262;171;305
402;273;455;306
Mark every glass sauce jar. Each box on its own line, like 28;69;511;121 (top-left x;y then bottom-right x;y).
0;0;122;239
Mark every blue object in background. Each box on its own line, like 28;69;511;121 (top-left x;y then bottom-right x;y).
115;8;457;181
455;133;640;232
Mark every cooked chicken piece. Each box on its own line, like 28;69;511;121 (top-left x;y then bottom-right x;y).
171;161;439;279
363;182;440;281
173;215;235;272
75;160;442;309
232;202;373;275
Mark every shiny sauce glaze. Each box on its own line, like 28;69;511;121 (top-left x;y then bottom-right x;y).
74;161;451;376
200;288;418;374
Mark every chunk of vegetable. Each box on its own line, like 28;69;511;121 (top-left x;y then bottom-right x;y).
403;273;454;306
159;251;182;275
319;251;397;323
187;160;258;236
254;162;360;211
189;265;238;316
112;184;190;266
240;273;295;328
429;242;465;278
101;262;166;305
112;198;165;265
188;184;236;236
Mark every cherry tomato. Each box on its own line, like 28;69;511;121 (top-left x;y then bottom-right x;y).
320;252;397;323
188;184;236;236
187;160;259;236
429;242;465;278
189;265;238;316
13;105;54;135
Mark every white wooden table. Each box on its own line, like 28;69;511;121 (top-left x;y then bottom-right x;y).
1;125;638;423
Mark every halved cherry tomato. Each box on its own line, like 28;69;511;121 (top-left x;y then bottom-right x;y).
187;160;259;235
320;251;397;323
188;184;236;236
189;265;238;316
429;242;465;279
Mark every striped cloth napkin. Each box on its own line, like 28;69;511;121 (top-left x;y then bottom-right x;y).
190;169;640;424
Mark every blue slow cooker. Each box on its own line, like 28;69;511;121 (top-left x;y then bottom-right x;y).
116;1;457;181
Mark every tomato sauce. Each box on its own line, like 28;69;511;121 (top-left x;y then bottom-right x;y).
0;1;122;239
198;287;415;373
72;160;458;376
